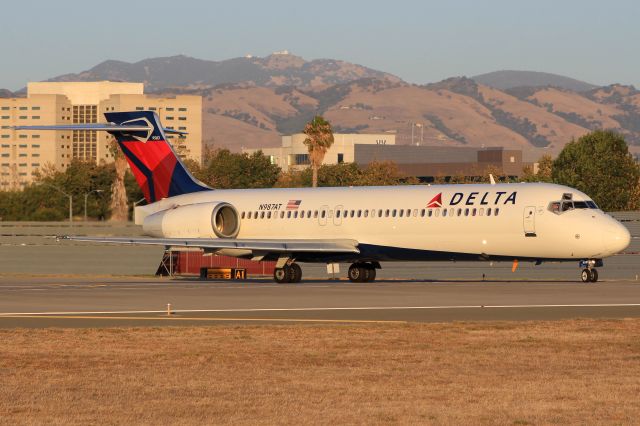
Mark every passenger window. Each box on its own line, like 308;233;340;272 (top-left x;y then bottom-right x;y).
443;209;447;217
413;209;418;217
307;211;312;218
371;209;376;218
464;208;469;216
406;209;411;217
260;211;265;219
247;212;252;219
357;210;362;217
472;208;477;216
336;210;341;218
378;209;383;217
364;210;369;218
495;208;500;216
435;209;440;217
449;208;454;217
314;211;318;218
241;212;246;219
287;211;292;218
350;210;355;218
428;210;433;217
399;209;404;218
420;209;426;217
321;210;326;218
280;211;285;219
457;208;462;216
392;209;397;217
385;209;390;217
293;211;298;218
479;208;484;216
267;211;272;219
487;208;492;216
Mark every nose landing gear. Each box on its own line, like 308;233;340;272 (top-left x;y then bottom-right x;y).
579;259;602;283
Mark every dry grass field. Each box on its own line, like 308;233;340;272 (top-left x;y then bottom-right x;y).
1;320;640;425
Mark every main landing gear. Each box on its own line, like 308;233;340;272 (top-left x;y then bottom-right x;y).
580;259;602;283
274;263;302;284
348;263;377;283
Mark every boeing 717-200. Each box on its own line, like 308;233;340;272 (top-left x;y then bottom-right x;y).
16;111;631;283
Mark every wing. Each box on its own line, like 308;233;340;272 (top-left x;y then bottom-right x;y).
59;236;360;254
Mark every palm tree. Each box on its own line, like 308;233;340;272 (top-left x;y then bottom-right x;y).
303;116;334;187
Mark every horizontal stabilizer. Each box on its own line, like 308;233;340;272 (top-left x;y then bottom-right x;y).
13;124;187;135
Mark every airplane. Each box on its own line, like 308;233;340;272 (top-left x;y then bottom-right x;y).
16;111;631;283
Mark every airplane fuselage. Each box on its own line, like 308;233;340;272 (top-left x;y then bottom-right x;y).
136;182;630;264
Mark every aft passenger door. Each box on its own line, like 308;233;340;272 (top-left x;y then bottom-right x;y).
523;206;536;237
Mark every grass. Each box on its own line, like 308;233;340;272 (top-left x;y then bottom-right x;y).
1;320;640;425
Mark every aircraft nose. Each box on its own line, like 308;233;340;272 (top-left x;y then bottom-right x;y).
603;220;631;254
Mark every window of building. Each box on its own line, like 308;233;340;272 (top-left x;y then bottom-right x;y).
166;107;174;111
149;107;157;111
19;106;28;110
1;135;9;139
294;154;310;165
1;144;8;148
18;144;27;148
166;116;174;120
178;127;187;130
19;116;27;119
178;107;187;111
32;163;40;167
32;116;40;119
1;153;9;157
337;153;344;163
19;163;27;167
32;135;40;139
18;135;27;139
19;153;27;157
1;107;9;110
178;117;187;120
1;116;9;119
32;106;41;110
136;107;144;111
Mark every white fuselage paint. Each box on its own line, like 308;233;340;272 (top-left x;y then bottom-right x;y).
135;182;631;262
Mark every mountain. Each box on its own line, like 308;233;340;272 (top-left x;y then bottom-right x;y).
473;70;598;92
187;77;640;161
27;55;640;160
0;89;13;98
48;53;402;92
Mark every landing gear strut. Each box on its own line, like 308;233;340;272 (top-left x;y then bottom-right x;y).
274;263;302;284
348;263;377;283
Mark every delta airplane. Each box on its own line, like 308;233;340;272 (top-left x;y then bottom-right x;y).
17;111;631;283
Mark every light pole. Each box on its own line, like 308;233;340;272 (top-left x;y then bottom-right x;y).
42;183;73;222
84;189;104;221
132;197;146;222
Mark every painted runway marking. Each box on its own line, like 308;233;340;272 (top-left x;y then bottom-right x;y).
2;303;640;317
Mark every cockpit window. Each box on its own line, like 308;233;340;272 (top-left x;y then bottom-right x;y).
549;199;599;214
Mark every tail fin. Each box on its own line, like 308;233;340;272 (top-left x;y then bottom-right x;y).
104;111;209;203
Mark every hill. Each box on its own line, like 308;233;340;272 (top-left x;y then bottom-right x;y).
48;53;402;92
473;70;598;92
0;89;13;98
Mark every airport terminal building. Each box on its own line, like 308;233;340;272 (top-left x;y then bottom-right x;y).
0;82;202;190
246;133;525;180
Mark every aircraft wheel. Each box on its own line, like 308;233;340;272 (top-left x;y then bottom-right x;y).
364;265;376;282
348;264;366;282
274;266;291;284
581;268;591;283
289;263;302;283
590;268;599;283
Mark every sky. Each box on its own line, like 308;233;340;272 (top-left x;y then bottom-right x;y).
2;0;639;90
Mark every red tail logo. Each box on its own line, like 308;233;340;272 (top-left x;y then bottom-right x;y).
427;193;443;208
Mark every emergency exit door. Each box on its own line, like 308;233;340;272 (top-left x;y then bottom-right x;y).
523;206;536;237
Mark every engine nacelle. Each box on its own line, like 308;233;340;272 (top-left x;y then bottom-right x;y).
142;202;240;238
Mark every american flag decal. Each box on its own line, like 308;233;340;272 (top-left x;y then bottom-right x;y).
286;200;302;210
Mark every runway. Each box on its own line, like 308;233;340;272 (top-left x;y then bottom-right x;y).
2;276;640;327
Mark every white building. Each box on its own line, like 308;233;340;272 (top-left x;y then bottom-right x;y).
244;133;396;170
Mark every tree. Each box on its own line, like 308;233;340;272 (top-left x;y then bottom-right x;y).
108;139;129;221
303;116;334;187
200;149;281;189
552;130;640;211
